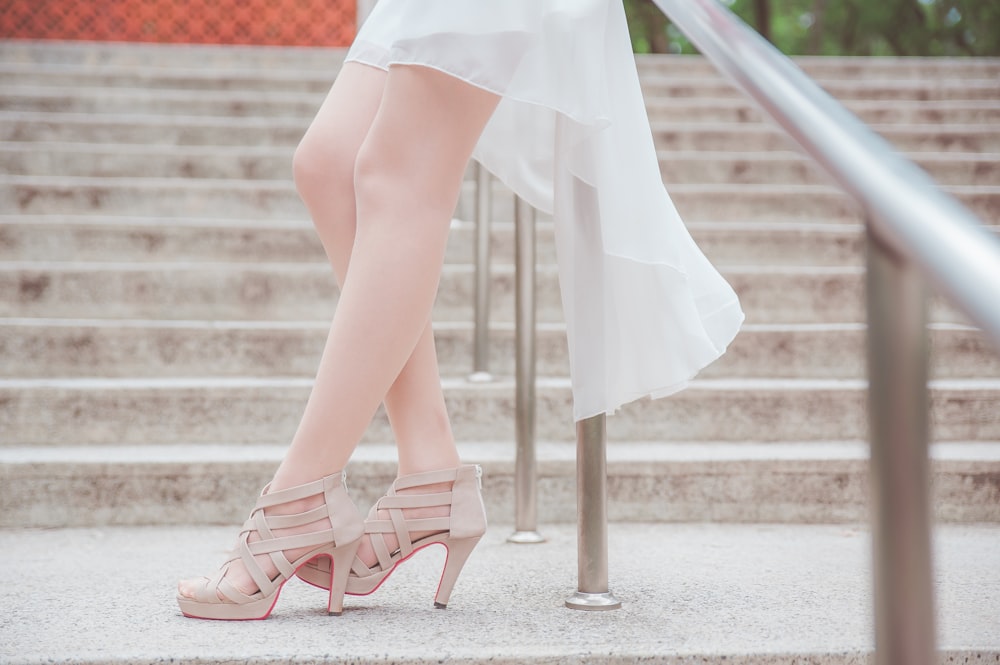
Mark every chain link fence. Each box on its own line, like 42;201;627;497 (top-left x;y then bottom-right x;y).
1;0;356;46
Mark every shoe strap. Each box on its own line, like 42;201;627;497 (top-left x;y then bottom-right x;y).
365;516;451;534
245;530;336;557
391;468;458;492
377;491;452;510
254;471;345;510
257;504;329;530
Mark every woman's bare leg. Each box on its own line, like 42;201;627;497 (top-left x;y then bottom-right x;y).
270;65;498;489
290;63;461;483
179;65;499;599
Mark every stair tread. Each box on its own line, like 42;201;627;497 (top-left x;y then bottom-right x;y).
3;440;999;464
5;375;1000;390
8;109;1000;131
6;82;1000;106
6;173;997;193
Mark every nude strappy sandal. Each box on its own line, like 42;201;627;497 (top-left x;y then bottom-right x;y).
297;464;486;608
177;471;364;620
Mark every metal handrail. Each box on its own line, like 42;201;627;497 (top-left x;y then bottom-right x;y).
644;1;1000;661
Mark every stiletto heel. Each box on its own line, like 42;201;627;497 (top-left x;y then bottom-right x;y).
326;538;361;615
434;535;481;608
298;464;487;608
176;470;363;621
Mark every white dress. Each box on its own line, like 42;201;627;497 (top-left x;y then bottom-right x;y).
348;0;745;421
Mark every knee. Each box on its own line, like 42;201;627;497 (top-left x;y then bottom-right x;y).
292;130;356;207
353;136;451;221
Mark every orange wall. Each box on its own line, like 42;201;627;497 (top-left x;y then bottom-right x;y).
1;0;356;47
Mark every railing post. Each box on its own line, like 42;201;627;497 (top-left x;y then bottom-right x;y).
866;224;936;665
508;195;545;544
565;414;621;610
468;162;493;383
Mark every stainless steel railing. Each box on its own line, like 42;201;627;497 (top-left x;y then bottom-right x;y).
649;0;1000;659
469;183;613;602
467;166;545;543
508;195;546;544
468;162;494;384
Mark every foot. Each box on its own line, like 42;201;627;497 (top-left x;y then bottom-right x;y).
177;493;331;602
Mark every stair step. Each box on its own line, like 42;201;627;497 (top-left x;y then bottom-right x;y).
4;175;997;223
5;141;997;187
640;77;1000;101
8;215;994;271
4;40;997;78
639;54;1000;79
658;151;1000;187
1;441;998;528
4;84;999;126
5;111;998;153
2;319;996;381
0;40;352;69
649;122;1000;153
0;62;340;93
3;520;997;662
0;184;932;234
0;260;980;325
646;99;1000;125
0;85;329;117
0;214;884;267
1;215;891;266
3;60;998;101
0;110;308;145
0;141;298;180
2;377;997;445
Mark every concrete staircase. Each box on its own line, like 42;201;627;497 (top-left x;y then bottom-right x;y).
1;41;998;663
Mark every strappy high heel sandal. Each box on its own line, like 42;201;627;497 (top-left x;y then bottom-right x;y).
297;464;486;609
176;470;364;620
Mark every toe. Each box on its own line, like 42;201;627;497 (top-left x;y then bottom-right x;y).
177;577;203;600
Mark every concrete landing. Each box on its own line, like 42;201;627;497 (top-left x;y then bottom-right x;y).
3;523;998;664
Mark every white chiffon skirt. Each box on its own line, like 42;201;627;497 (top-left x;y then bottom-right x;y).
348;0;746;421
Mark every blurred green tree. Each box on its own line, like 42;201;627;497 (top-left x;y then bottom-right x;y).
624;0;1000;56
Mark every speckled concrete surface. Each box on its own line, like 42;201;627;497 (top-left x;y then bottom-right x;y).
3;523;998;664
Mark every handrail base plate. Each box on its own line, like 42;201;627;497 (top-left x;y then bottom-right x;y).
565;591;622;611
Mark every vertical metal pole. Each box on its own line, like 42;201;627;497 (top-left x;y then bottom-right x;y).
508;195;544;544
565;414;621;610
469;162;493;383
866;224;936;665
